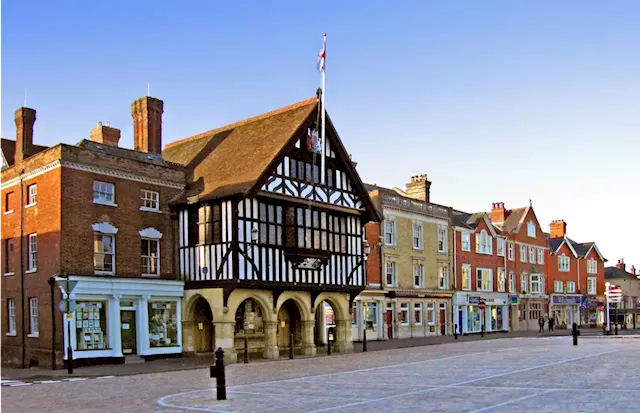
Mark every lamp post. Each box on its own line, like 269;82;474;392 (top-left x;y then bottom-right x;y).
362;302;368;352
605;282;611;335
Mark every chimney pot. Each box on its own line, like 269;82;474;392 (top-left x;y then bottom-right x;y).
131;96;163;153
405;174;431;203
14;107;37;165
90;123;121;147
490;201;506;223
549;219;567;238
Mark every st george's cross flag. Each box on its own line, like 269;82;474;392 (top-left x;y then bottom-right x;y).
317;34;326;72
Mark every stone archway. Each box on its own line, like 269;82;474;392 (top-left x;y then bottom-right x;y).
312;293;353;353
234;298;268;360
314;300;338;353
189;295;214;353
277;299;303;356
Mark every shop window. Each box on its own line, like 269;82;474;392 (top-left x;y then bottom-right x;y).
75;301;108;350
467;305;482;333
365;302;378;327
148;302;178;347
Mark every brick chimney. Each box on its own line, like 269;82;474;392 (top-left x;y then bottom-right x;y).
490;202;506;223
630;265;636;275
90;122;121;147
616;259;626;272
549;220;567;238
14;107;36;164
131;96;163;153
405;174;431;203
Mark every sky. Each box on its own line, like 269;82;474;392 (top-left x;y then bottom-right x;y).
2;1;639;271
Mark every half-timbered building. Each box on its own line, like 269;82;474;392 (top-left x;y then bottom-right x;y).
163;96;379;362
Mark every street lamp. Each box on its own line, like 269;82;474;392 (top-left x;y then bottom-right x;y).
605;282;611;335
251;227;259;243
362;301;368;352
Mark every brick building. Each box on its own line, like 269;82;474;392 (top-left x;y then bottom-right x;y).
605;259;640;329
547;219;607;328
1;97;185;369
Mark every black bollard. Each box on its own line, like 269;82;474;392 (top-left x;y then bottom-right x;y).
289;333;294;359
215;348;226;400
572;323;580;346
363;326;367;352
454;324;458;340
244;336;249;364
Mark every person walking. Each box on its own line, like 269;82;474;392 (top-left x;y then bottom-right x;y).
539;316;545;333
549;317;555;332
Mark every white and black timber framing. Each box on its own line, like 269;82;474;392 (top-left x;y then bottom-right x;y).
175;100;380;306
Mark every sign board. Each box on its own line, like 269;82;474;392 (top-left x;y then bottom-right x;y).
202;267;209;276
58;300;77;314
552;295;582;305
468;296;481;305
478;301;486;310
66;313;73;319
295;258;324;270
509;295;520;305
57;280;78;295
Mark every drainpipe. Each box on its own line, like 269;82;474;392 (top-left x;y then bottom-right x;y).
452;227;457;290
19;172;26;368
48;276;57;370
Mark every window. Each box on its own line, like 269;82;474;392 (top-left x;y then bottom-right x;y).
352;302;358;326
509;272;516;293
93;181;115;205
148;302;178;347
413;223;423;249
527;221;536;238
438;266;448;289
438;228;447;253
554;281;563;293
530;274;542;294
529;302;542;321
587;277;596;295
427;303;435;325
461;265;471;290
508;243;514;261
140;189;159;211
558;254;570;272
4;239;14;275
497;268;506;292
198;204;224;245
400;303;409;326
413;263;423;288
7;299;16;335
365;302;378;327
537;248;544;264
141;239;160;275
497;238;505;257
529;247;535;263
587;258;598;274
521;274;528;293
94;233;115;273
476;268;493;291
414;303;423;325
26;184;37;206
75;301;108;350
461;233;471;251
4;191;14;213
384;219;395;246
29;298;38;337
27;234;37;272
476;230;492;254
567;281;576;293
520;245;527;262
385;261;396;287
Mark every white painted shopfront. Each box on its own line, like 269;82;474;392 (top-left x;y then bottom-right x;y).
352;294;386;341
58;276;184;361
549;294;582;328
453;292;510;334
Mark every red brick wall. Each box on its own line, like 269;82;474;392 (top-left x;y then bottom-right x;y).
364;222;381;286
548;243;579;292
509;208;549;293
454;221;505;291
579;247;606;295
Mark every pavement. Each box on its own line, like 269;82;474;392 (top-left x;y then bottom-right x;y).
1;334;638;412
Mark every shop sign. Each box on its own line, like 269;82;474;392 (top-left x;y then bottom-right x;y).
468;296;481;304
552;295;582;305
509;295;520;305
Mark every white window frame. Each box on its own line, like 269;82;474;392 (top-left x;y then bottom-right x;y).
567;281;576;294
508;243;514;261
413;263;424;288
28;298;38;337
587;258;597;274
384;219;396;246
554;280;563;293
521;274;528;293
26;234;37;273
26;184;37;207
140;189;160;212
529;246;535;263
427;303;436;325
476;268;493;292
520;245;527;262
527;221;536;237
530;274;542;294
461;232;471;252
497;268;506;292
141;238;160;276
437;228;447;253
461;264;472;291
7;299;16;335
93;181;116;206
414;303;423;325
476;230;492;255
385;261;396;287
497;238;505;257
438;266;448;290
413;223;423;250
400;303;409;326
537;248;544;264
508;272;516;293
558;254;570;272
587;277;597;295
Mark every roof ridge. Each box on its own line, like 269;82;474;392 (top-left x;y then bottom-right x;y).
164;97;317;150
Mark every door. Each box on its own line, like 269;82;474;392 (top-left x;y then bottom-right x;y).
458;310;463;334
277;306;291;348
439;309;446;335
386;308;393;339
120;310;137;355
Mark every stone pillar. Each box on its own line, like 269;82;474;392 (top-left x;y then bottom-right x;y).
181;320;196;353
301;320;316;356
214;321;237;363
335;318;353;353
263;321;279;359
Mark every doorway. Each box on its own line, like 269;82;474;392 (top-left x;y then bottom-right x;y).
120;310;137;355
439;304;446;335
314;301;337;352
277;300;302;355
193;296;214;353
386;304;394;339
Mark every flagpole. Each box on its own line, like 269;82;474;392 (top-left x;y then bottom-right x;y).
320;33;326;185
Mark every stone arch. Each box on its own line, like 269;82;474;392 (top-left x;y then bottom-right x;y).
226;289;275;323
275;291;312;321
183;293;215;353
311;292;349;322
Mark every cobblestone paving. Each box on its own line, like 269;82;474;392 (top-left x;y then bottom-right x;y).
2;336;638;413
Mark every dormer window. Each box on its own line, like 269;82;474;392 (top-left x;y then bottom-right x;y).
527;221;536;238
475;230;492;255
558;254;570;272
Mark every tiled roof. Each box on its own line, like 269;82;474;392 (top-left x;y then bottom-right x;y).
1;138;49;167
77;140;176;167
605;266;635;279
501;207;528;233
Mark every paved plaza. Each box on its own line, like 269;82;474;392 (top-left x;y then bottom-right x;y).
2;336;639;413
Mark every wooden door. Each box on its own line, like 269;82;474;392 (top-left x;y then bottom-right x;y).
386;309;393;339
277;306;291;348
120;310;137;355
439;309;446;335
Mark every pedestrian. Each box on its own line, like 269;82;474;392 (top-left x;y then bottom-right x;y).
549;317;555;332
539;316;545;333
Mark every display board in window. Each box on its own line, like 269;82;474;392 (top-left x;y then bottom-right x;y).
75;302;107;350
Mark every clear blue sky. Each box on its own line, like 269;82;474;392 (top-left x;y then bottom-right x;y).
3;1;639;271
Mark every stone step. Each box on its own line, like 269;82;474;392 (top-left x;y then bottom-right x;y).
124;355;145;364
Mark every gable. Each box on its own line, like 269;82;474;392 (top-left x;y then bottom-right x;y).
584;243;606;262
516;207;546;243
475;216;498;237
557;242;576;258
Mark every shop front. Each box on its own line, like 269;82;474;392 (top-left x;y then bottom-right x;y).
549;295;581;328
58;276;184;365
453;292;509;335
